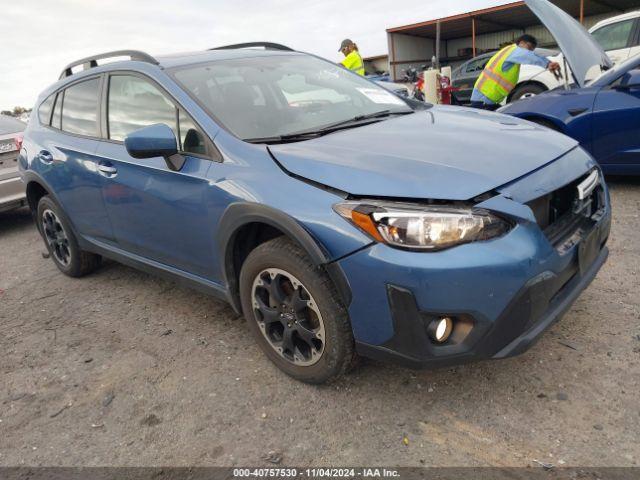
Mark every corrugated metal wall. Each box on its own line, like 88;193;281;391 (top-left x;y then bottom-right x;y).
388;33;435;79
388;11;628;79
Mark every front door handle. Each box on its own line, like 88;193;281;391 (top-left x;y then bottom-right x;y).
98;163;117;177
568;107;588;117
37;150;54;164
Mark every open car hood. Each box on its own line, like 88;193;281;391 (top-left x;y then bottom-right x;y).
525;0;612;87
268;108;578;201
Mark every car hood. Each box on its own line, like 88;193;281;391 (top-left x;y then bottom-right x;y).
525;0;612;87
268;108;578;201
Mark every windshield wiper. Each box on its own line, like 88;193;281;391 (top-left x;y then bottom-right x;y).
244;110;414;145
314;109;414;131
244;131;325;144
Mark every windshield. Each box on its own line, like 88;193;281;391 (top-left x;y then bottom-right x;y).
172;54;412;141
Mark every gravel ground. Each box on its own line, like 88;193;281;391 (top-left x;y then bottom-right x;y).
0;178;639;467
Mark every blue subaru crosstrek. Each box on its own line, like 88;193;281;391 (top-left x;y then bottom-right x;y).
19;43;611;383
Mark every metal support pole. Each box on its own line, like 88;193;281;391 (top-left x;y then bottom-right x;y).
389;33;396;80
435;20;441;69
472;17;476;57
580;0;584;24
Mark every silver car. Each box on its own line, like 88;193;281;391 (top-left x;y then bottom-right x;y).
0;115;26;212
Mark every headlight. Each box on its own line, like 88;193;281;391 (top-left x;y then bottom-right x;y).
333;201;511;251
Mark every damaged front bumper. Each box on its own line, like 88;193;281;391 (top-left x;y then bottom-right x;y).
336;150;611;368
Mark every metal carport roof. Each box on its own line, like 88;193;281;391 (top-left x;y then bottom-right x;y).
386;0;639;39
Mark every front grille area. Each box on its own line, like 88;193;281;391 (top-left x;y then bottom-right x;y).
527;170;605;252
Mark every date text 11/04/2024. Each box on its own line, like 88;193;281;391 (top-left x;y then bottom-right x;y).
232;468;400;477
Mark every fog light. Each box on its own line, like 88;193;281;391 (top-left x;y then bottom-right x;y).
428;317;453;343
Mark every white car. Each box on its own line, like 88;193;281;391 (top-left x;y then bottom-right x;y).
512;10;640;100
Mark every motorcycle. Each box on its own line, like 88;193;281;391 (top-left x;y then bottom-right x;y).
401;65;426;101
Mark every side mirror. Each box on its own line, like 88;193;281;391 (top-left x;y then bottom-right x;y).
124;124;184;171
614;69;640;91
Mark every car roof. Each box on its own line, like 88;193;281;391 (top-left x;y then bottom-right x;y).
41;46;305;100
590;10;640;31
155;48;303;69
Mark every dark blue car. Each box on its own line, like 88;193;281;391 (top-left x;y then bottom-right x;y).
501;0;640;175
19;40;610;383
501;55;640;175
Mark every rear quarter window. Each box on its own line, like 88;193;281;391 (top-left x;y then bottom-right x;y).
52;92;63;130
38;94;55;125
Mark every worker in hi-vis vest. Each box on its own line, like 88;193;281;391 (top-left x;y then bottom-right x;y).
471;34;560;110
339;39;365;76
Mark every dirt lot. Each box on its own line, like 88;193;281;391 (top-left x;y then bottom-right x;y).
0;178;639;468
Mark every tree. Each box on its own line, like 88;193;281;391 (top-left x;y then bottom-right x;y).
1;107;31;117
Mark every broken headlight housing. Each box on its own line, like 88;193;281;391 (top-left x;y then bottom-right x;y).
333;201;511;251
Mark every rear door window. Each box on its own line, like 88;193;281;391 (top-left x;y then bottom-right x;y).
61;78;100;137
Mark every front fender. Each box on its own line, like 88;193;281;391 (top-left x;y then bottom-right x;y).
217;202;353;313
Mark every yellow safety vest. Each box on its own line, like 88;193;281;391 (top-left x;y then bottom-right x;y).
474;45;520;103
341;51;365;76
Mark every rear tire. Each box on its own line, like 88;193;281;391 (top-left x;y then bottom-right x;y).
37;196;102;277
239;237;356;384
509;83;546;102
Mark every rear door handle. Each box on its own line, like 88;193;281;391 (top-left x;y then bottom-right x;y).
37;150;54;164
568;107;588;117
98;162;117;177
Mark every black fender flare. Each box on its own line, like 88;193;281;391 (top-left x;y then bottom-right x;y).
217;203;352;313
21;170;65;211
21;171;88;245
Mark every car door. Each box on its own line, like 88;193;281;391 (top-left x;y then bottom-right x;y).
32;77;114;242
94;73;220;278
591;67;640;173
591;17;637;64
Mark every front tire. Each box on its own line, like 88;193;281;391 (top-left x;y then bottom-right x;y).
37;196;102;277
239;237;356;384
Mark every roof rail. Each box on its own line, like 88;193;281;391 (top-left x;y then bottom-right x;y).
209;42;294;52
59;50;160;79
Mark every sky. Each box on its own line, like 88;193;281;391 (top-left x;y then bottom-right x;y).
0;0;513;111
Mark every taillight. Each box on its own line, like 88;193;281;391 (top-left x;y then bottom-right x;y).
14;133;23;151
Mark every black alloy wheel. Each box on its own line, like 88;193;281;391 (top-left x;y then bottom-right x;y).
41;208;71;267
251;268;325;366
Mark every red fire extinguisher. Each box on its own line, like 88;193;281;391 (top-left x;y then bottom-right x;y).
437;74;459;105
414;72;425;102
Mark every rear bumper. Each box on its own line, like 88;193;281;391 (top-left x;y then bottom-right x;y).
0;172;26;212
